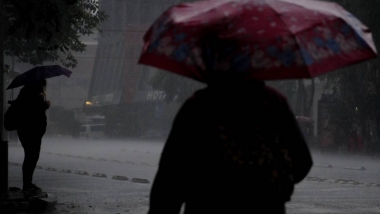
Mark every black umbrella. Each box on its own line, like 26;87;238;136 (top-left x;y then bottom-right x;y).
6;65;72;90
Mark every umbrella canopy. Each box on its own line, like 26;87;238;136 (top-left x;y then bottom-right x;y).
7;65;72;90
139;0;377;82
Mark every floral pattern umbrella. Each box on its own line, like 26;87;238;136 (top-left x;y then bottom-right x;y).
139;0;377;82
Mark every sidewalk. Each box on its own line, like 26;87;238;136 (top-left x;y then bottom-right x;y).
311;148;380;170
0;188;57;214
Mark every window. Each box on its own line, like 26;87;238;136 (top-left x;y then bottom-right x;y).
90;125;105;132
80;126;87;132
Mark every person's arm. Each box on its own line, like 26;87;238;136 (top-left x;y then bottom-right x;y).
278;98;313;184
148;99;195;214
38;93;50;110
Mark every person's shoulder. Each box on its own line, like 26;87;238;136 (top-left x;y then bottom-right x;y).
176;88;209;115
187;87;209;102
263;85;288;102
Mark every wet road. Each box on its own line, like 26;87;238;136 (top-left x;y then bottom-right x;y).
7;137;380;213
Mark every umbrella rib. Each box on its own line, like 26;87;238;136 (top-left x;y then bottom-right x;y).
264;3;311;78
173;0;236;24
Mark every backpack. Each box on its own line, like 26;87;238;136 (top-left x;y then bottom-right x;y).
4;101;20;131
216;122;294;202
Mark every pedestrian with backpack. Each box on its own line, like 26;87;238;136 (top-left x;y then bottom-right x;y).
147;37;313;213
8;80;51;192
148;77;313;214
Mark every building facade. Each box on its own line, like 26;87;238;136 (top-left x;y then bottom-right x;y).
87;0;192;137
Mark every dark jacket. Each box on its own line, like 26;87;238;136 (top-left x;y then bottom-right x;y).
148;81;313;214
13;93;49;132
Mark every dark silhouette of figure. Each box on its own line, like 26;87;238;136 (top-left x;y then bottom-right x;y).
148;79;313;214
348;129;363;152
12;80;50;192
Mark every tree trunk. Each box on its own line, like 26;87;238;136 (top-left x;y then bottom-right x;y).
295;80;306;116
0;0;8;195
304;79;315;117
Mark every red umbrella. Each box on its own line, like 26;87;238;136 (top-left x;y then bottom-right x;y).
139;0;377;82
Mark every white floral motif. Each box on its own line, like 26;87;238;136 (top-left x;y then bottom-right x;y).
156;37;175;56
282;36;296;49
237;28;247;34
294;50;305;66
257;30;265;34
191;48;205;69
335;34;359;53
251;50;273;69
270;22;277;27
201;20;210;25
305;42;333;62
215;61;231;72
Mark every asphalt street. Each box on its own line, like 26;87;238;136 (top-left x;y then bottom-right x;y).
7;137;380;213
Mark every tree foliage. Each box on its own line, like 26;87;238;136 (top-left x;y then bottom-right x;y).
4;0;107;68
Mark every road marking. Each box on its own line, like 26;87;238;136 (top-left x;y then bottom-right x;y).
314;164;333;168
344;166;366;170
45;167;57;172
8;163;380;188
92;173;107;178
74;171;89;176
112;175;129;181
59;169;72;174
43;152;156;167
8;162;21;166
131;178;150;184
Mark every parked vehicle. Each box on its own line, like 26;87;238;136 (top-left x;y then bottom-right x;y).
80;124;105;139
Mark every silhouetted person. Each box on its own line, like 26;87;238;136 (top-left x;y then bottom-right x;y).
148;78;313;214
11;80;50;192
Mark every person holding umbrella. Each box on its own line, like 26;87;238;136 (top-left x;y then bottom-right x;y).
9;80;50;192
5;65;72;192
139;0;377;213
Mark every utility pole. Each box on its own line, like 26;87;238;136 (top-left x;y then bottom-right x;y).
0;0;8;197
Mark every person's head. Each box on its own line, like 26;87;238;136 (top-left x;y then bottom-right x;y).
201;35;250;85
19;80;47;96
